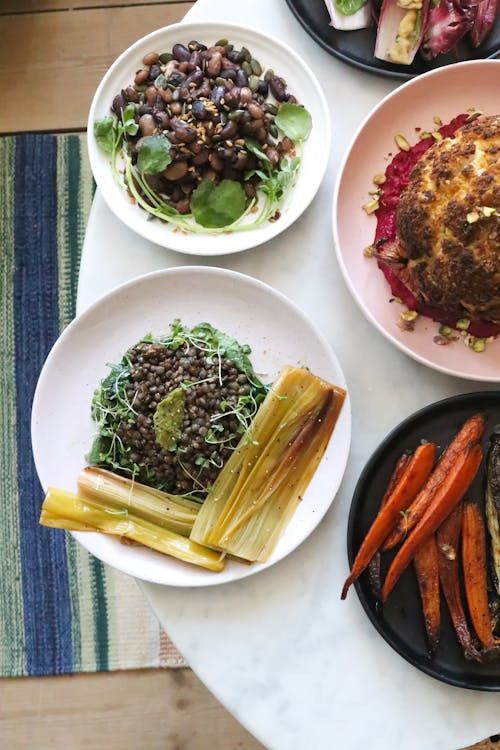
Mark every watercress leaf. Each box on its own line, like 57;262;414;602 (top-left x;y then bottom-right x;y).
122;103;139;136
275;102;312;142
94;116;116;154
334;0;366;13
244;138;271;164
190;180;246;228
137;135;172;174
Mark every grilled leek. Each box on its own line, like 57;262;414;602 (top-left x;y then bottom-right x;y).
77;466;199;537
190;365;346;562
39;481;225;572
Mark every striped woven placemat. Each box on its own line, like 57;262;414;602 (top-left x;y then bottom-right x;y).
0;133;185;676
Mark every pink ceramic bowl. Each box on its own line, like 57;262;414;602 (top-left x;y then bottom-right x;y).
333;60;500;383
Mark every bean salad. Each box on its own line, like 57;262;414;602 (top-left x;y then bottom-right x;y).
94;39;313;232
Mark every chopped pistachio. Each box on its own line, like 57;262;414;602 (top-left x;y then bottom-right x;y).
486;336;495;344
438;324;452;336
369;188;382;196
362;198;379;214
400;310;419;322
433;115;442;125
466;109;482;122
389;296;403;304
419;131;432;140
432;131;443;142
395;134;410;151
480;206;497;217
466;211;479;224
456;318;471;330
373;173;386;185
363;245;374;257
472;338;486;353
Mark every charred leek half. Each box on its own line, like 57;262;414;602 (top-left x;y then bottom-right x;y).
39;470;225;572
486;431;500;596
190;365;346;563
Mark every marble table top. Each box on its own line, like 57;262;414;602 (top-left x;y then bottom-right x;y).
78;0;500;747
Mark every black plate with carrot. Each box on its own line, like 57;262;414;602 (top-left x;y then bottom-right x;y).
346;391;500;691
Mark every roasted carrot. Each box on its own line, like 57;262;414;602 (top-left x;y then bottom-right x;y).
341;442;436;600
462;501;500;649
383;414;486;551
413;534;441;655
436;503;482;661
381;442;483;602
368;451;413;599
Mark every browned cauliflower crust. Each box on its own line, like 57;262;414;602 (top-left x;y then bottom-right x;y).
396;114;500;323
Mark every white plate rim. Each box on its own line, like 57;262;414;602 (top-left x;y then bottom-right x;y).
332;59;500;383
87;20;331;256
31;266;351;587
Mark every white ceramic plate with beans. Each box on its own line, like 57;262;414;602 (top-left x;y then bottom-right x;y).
87;21;330;256
32;266;351;587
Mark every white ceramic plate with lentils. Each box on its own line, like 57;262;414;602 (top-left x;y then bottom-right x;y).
32;266;351;587
87;21;330;255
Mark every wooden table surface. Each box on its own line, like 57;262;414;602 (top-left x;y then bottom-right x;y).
0;2;497;748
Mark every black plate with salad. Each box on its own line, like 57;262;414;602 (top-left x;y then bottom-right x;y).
286;0;500;79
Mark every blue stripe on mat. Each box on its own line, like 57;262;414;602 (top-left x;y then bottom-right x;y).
14;135;73;675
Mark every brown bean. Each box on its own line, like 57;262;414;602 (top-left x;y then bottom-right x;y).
175;197;191;214
278;136;293;154
164;161;188;180
170;102;182;116
219;120;238;140
143;52;159;66
153;111;170;129
239;86;253;105
125;86;139;103
208;152;224;172
134;69;149;86
206;51;223;77
145;86;157;105
224;86;241;110
232;151;248;170
248;102;263;119
138;114;155;137
266;147;280;167
192;149;209;165
158;87;173;104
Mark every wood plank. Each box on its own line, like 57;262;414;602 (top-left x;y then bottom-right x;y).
0;3;193;133
0;668;265;750
1;1;191;14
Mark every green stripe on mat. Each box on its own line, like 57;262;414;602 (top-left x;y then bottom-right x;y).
0;137;25;676
0;132;186;676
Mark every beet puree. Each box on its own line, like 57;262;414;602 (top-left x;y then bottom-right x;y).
374;114;499;339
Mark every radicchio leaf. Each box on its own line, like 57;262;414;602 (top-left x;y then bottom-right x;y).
421;0;473;58
469;0;499;45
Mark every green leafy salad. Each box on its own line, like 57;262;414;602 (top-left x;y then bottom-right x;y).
93;39;313;233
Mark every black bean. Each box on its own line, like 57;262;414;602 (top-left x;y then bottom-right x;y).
219;69;237;82
112;93;127;116
168;70;185;87
148;64;162;81
235;69;249;88
210;85;225;105
191;99;207;120
226;49;243;63
172;43;191;62
188;40;207;52
138;104;154;116
269;75;288;102
257;79;269;97
184;69;203;88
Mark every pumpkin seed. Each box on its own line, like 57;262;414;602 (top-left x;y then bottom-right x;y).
250;58;262;75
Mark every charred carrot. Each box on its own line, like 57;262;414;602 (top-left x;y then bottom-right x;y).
462;502;500;649
437;503;482;662
368;451;413;599
413;534;441;655
341;442;436;600
381;442;483;602
383;414;486;550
